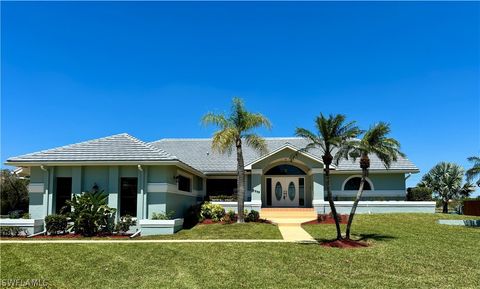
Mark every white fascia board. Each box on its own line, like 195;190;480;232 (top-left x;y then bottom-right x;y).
244;143;327;170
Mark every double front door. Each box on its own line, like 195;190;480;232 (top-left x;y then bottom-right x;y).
271;177;302;207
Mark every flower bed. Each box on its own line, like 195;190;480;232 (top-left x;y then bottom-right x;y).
302;214;349;225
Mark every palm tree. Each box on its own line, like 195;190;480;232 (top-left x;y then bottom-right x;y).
202;97;271;222
420;162;473;213
466;156;480;186
295;114;361;240
341;122;404;240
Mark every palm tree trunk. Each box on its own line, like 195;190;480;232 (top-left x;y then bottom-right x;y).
442;199;449;214
325;164;343;240
236;140;246;223
345;168;367;240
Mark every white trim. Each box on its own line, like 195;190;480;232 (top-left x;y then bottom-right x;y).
341;175;375;191
0;219;44;227
139;218;184;228
147;183;201;197
308;168;324;175
312;200;436;207
5;161;206;177
251;169;262;175
244;144;327;170
28;183;45;193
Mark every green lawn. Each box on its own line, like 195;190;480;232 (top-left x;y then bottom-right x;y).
139;222;282;239
1;214;479;289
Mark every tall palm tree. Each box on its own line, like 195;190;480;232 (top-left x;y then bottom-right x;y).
295;114;361;240
202;97;271;222
420;162;473;213
340;122;405;240
466;156;480;186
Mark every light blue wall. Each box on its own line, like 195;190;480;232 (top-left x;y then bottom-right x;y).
26;164;205;221
330;173;406;191
166;194;197;219
148;166;176;184
82;166;109;192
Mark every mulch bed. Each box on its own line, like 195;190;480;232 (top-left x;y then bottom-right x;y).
302;214;349;225
320;239;370;248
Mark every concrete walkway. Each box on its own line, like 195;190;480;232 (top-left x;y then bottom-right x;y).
261;208;317;243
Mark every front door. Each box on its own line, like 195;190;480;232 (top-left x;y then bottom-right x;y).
271;177;299;207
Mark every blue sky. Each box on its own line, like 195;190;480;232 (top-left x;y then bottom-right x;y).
1;2;479;192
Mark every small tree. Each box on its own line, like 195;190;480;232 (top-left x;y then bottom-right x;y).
0;169;29;215
295;114;361;240
202;97;271;222
419;162;474;213
340;122;405;240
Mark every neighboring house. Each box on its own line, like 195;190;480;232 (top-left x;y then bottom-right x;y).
5;133;431;221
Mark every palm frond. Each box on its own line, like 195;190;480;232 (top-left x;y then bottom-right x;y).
244;134;269;155
211;127;237;155
201;112;228;128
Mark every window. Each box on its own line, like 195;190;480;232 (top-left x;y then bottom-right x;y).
55;177;72;213
206;179;236;196
344;177;372;190
299;178;305;206
178;175;191;192
266;178;272;206
265;164;306;175
120;178;137;216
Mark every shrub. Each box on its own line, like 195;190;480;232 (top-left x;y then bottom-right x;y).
22;213;31;219
151;211;175;220
115;215;136;234
45;214;68;235
245;210;260;222
0;226;25;237
200;202;225;222
407;187;433;201
66;191;116;236
221;209;237;223
8;210;23;219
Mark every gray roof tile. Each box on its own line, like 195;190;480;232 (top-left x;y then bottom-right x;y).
7;133;177;162
150;137;419;173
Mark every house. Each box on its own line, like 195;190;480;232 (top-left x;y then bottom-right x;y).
5;133;434;223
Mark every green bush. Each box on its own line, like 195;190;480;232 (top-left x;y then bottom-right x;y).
407;187;433;201
151;211;175;220
200;202;225;222
245;210;260;222
115;215;136;234
0;226;25;237
45;214;68;235
66;191;116;237
221;209;237;223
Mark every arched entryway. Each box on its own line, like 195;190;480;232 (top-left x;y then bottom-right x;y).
265;164;306;207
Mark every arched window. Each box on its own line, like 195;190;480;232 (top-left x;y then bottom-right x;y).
343;177;372;190
265;164;306;175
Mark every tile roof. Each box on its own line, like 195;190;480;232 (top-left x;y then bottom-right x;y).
7;134;419;174
150;137;419;173
7;133;177;163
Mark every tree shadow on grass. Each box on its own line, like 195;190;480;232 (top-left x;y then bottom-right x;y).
305;233;397;245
